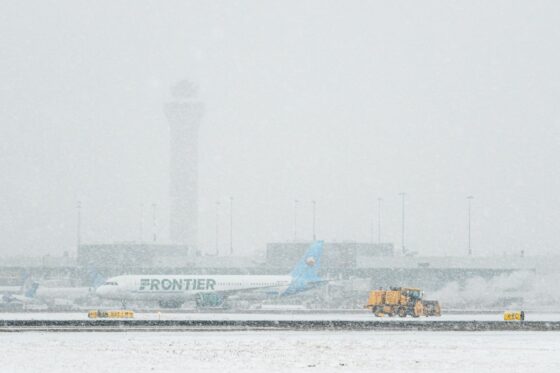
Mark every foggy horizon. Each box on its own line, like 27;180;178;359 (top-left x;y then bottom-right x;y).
1;1;559;258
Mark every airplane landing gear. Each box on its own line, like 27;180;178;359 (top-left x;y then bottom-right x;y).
158;300;184;308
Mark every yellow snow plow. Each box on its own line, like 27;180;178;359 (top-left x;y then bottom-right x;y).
365;287;441;317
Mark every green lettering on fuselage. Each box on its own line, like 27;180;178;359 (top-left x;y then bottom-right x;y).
151;279;160;290
139;278;217;292
197;279;205;290
172;279;183;290
185;279;193;290
161;279;172;290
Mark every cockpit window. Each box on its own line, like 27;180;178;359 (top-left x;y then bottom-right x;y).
103;281;118;286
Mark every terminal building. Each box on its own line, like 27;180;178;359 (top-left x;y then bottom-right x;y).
266;242;394;274
0;241;546;288
265;241;539;291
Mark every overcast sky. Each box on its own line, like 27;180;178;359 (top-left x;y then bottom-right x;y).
1;1;559;257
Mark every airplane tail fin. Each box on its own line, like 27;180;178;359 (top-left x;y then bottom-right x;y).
18;271;31;293
87;267;106;289
284;241;324;295
289;240;323;280
24;282;39;298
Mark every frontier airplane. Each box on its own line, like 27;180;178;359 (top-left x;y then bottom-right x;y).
96;240;325;308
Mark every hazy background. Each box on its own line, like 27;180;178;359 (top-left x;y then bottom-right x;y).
1;1;559;257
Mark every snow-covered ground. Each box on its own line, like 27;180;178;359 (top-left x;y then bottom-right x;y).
1;330;559;372
1;311;560;321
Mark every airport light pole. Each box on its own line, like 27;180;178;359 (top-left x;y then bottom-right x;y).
140;203;144;242
76;201;82;249
399;192;406;255
312;200;316;241
229;196;233;255
152;203;157;242
377;197;382;244
467;195;474;256
215;201;220;256
294;199;299;242
370;201;375;244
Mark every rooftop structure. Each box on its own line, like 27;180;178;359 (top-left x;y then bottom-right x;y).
266;241;394;270
77;243;191;270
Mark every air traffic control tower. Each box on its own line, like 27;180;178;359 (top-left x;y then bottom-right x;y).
165;81;204;249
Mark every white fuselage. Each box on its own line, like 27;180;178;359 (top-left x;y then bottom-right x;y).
96;275;293;302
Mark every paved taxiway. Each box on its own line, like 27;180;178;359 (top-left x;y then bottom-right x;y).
1;312;560;332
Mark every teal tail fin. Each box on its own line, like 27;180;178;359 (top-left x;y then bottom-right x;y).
284;241;324;295
24;282;39;298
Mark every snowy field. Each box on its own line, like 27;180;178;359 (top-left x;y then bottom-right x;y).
1;330;559;372
2;311;560;322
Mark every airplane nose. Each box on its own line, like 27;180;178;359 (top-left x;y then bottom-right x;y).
95;286;108;297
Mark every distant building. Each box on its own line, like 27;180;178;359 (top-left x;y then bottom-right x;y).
78;243;191;270
266;242;394;273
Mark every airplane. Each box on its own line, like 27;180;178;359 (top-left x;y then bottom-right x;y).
34;267;106;305
1;282;40;308
96;240;325;308
0;268;106;310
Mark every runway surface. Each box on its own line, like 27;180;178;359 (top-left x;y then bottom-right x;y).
1;330;559;372
2;311;560;321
